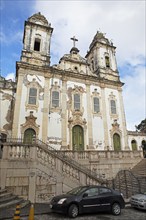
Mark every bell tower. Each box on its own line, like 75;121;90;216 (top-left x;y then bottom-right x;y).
21;12;53;66
86;31;119;82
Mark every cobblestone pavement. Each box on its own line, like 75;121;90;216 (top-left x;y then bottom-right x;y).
19;207;146;220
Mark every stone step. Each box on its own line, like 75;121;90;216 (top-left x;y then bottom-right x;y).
0;197;24;209
0;192;12;198
0;188;7;194
0;188;30;211
0;194;17;204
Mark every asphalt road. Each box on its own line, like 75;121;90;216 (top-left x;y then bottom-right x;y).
20;207;146;220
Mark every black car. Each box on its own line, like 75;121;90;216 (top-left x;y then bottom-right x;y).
50;185;125;218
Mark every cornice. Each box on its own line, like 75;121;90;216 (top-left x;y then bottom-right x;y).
16;62;124;88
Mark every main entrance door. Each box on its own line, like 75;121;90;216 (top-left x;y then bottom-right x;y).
24;128;36;144
72;125;84;150
113;133;121;151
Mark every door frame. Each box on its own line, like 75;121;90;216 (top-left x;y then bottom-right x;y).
72;125;84;151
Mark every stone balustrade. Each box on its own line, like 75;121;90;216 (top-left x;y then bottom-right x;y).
0;141;143;203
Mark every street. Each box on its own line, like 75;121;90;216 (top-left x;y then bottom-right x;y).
20;207;146;220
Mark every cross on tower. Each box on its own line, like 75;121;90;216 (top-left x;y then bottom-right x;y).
70;36;78;47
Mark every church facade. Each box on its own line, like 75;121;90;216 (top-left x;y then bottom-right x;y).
0;12;145;152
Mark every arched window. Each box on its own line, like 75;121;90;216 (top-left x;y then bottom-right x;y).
111;100;116;114
28;88;37;105
113;133;121;151
74;94;80;110
93;97;100;113
34;38;41;51
72;125;84;150
52;91;59;107
24;128;36;144
131;140;137;150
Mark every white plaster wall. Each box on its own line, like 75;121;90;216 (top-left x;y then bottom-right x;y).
82;93;87;119
128;134;145;150
17;83;27;137
92;117;104;150
99;47;116;71
104;88;126;149
0;90;12;132
90;85;104;149
30;27;50;55
17;74;45;138
109;49;117;71
47;112;61;149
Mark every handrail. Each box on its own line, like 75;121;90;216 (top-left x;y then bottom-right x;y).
3;138;106;184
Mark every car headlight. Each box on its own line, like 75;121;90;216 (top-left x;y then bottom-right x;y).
139;199;146;203
58;198;67;204
120;193;124;198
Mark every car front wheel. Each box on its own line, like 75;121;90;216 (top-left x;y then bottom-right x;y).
111;202;121;215
68;204;79;218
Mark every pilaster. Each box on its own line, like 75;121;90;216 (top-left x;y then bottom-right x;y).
61;80;67;147
12;72;24;138
101;85;109;148
86;84;93;147
42;78;50;142
118;89;129;150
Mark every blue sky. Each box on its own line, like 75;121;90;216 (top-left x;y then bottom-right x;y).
0;0;145;130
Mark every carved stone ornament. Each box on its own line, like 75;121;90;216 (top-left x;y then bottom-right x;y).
21;111;40;136
112;119;119;129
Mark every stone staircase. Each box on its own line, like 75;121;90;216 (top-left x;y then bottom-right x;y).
107;159;146;198
131;158;146;177
1;138;107;203
0;188;30;210
131;158;146;193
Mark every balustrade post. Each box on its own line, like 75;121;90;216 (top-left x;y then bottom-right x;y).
79;172;86;185
1;145;9;159
107;150;111;159
28;169;36;203
30;145;37;160
0;144;7;189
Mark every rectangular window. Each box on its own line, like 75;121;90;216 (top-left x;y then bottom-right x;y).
52;91;59;107
34;39;41;51
28;88;37;105
94;97;100;113
111;100;116;114
105;56;110;68
74;94;80;110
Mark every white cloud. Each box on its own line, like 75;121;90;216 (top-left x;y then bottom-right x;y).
122;64;145;130
34;1;145;131
5;73;15;81
34;0;145;65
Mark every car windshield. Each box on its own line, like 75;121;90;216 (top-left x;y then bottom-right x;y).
67;186;88;195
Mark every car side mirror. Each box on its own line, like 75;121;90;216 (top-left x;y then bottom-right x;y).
83;193;88;198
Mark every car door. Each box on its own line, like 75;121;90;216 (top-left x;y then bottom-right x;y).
80;187;101;213
98;187;113;212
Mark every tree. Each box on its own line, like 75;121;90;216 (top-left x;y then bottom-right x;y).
135;119;146;133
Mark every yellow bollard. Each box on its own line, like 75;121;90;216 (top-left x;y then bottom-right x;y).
28;203;34;220
13;204;21;220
